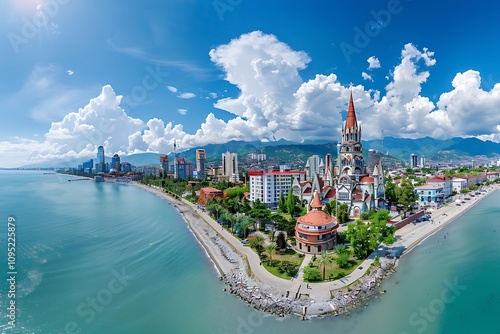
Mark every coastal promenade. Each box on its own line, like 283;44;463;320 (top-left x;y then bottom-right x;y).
132;182;498;303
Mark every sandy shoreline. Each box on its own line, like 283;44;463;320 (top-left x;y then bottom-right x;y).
130;181;498;317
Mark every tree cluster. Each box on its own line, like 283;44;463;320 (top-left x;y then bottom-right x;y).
345;210;395;259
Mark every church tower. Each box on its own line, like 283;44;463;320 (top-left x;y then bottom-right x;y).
339;92;364;177
334;92;386;218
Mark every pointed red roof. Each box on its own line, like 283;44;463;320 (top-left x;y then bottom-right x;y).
345;91;357;129
311;191;323;209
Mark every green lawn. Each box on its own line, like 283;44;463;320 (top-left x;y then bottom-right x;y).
324;258;363;280
260;251;304;280
262;262;293;279
308;249;364;281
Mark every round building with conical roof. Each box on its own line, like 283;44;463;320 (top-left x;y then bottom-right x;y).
295;191;338;254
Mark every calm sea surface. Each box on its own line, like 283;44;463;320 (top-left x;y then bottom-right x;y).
1;171;499;334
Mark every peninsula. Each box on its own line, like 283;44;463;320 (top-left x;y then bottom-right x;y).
132;181;497;317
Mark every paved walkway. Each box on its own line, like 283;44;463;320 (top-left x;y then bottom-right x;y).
178;193;378;301
296;254;313;281
140;183;498;301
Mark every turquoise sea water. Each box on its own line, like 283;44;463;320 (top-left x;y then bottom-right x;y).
1;171;499;334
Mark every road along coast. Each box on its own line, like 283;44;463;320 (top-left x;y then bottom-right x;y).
131;182;497;317
392;184;499;258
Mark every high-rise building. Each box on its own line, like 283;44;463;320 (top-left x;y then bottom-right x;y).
111;154;121;172
121;162;132;173
82;159;94;174
96;146;106;173
367;149;381;173
196;149;206;180
160;156;169;177
174;158;187;180
222;151;239;182
305;155;321;180
410;153;418;168
250;153;266;161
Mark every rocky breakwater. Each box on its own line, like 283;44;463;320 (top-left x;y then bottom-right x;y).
327;258;398;316
223;270;306;317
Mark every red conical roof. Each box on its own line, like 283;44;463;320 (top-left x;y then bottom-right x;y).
345;91;357;129
297;192;337;227
311;191;322;209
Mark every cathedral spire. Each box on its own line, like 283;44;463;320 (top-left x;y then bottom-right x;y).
345;91;357;129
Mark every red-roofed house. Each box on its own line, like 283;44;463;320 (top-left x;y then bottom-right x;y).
427;175;452;197
198;187;224;205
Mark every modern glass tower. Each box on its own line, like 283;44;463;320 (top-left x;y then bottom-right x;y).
196;149;206;180
96;146;106;173
111;154;121;171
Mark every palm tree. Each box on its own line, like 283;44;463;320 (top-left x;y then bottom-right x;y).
225;213;235;233
265;243;277;266
318;251;331;280
333;244;351;269
255;235;265;246
334;244;349;256
254;235;265;255
240;217;253;239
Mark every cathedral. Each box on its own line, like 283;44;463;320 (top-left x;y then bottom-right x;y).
293;92;385;217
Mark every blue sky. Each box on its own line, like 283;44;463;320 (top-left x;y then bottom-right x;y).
1;0;500;167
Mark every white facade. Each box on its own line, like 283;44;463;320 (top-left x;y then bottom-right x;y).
427;176;453;197
305;155;321;180
414;184;444;206
452;178;467;193
222;152;239;182
249;170;306;208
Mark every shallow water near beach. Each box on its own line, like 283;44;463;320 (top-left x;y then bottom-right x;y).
1;170;499;334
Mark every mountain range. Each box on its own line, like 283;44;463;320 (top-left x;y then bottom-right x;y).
17;137;500;169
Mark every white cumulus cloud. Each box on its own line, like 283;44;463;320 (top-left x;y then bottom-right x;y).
178;92;196;99
166;85;177;93
362;72;373;82
4;33;500;167
367;56;381;70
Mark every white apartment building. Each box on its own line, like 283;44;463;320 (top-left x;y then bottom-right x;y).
249;169;306;208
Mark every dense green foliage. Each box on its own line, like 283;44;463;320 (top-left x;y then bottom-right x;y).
333;245;351;268
265;243;277;266
323;200;337;216
346;209;395;259
337;203;349;225
384;174;398;204
303;266;322;282
395;178;418;217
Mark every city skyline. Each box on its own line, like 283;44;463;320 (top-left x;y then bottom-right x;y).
2;0;500;167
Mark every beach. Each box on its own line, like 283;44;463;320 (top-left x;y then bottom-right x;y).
131;182;498;317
